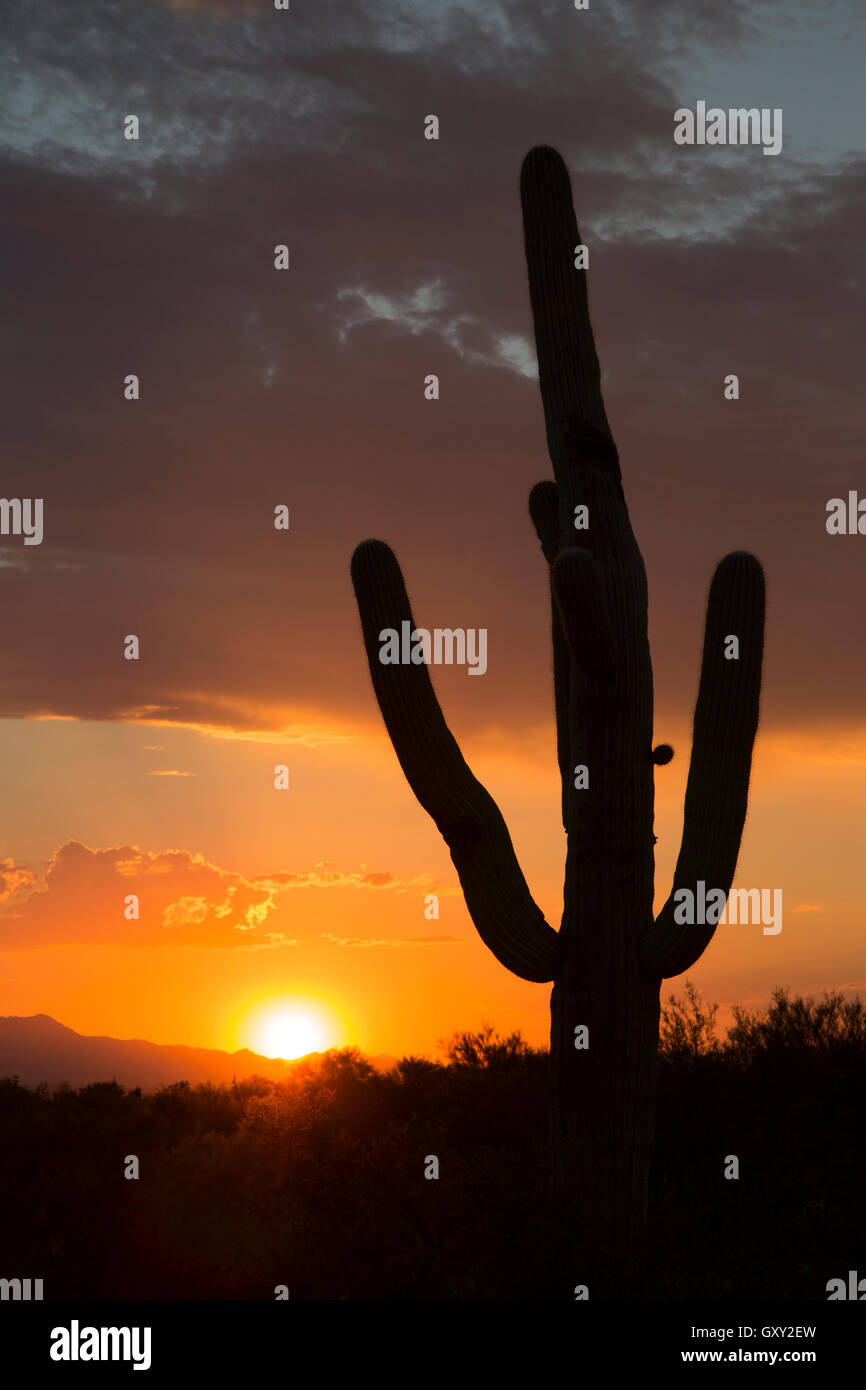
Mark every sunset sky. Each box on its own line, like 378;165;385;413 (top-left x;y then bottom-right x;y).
1;0;865;1061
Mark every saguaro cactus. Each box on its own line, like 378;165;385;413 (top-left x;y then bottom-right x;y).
351;146;765;1281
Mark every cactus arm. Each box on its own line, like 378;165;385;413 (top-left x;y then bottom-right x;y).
520;145;612;471
350;537;561;983
529;479;559;566
641;552;766;978
529;480;572;829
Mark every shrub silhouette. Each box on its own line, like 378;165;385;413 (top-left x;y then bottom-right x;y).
659;980;720;1058
727;987;866;1058
442;1023;539;1069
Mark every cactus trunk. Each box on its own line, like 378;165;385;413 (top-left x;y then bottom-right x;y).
551;957;660;1276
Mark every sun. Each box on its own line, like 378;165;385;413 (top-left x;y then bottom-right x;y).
247;1002;336;1060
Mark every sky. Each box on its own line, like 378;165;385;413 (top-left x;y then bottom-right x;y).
1;0;865;1061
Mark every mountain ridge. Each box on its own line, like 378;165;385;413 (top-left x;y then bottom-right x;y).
0;1013;398;1091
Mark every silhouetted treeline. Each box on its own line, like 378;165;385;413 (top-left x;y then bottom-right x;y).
2;990;864;1299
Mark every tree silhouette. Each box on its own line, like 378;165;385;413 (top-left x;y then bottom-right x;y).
350;145;765;1287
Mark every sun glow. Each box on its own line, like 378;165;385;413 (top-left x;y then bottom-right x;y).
247;1001;338;1060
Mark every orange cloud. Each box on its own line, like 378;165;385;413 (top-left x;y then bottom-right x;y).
0;843;454;949
0;858;37;902
0;842;283;949
263;863;453;894
320;932;467;949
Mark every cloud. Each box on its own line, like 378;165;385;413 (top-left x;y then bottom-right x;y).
0;0;366;184
0;842;283;948
0;858;37;902
320;931;466;948
0;842;453;948
260;863;451;894
332;279;538;377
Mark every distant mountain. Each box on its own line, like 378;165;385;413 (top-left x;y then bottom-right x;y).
0;1014;398;1091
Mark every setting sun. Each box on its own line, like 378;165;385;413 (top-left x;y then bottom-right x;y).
247;1002;338;1060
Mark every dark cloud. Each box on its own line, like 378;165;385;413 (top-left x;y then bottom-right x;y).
1;0;864;742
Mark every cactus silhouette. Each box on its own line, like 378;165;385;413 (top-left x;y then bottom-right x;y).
351;146;765;1284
